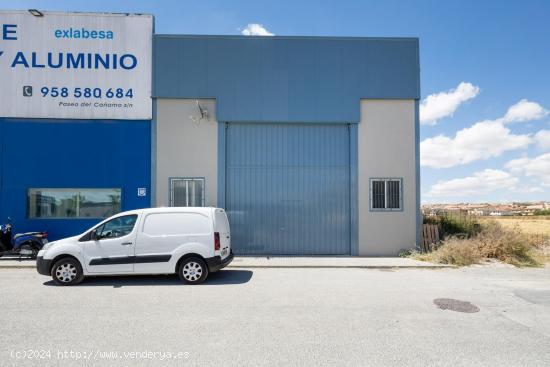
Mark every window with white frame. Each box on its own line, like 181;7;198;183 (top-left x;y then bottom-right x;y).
370;178;402;211
170;178;205;207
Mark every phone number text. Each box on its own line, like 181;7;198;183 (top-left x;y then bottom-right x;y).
40;87;133;99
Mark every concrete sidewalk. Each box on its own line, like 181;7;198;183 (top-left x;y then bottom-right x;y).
229;256;452;268
0;256;452;269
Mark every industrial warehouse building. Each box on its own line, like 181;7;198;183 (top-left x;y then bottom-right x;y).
0;11;420;256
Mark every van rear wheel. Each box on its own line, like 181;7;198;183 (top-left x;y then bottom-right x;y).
178;257;208;284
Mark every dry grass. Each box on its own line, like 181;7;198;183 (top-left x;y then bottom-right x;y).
415;220;547;267
483;217;550;236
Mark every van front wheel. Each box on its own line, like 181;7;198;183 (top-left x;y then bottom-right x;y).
51;257;84;286
178;257;208;284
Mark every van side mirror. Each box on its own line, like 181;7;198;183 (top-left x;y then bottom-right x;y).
90;230;101;241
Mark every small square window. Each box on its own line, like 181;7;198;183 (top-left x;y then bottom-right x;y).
370;179;402;211
170;178;205;207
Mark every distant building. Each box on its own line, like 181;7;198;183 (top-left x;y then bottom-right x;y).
468;209;485;216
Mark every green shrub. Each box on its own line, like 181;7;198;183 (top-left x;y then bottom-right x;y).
423;214;481;238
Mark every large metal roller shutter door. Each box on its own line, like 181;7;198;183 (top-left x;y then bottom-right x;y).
226;123;351;255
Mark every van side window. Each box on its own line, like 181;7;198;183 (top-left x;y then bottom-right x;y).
96;215;138;239
142;213;210;236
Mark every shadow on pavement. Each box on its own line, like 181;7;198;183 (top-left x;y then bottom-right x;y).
42;270;253;287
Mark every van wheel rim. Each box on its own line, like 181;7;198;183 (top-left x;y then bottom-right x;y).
55;263;77;283
182;262;203;281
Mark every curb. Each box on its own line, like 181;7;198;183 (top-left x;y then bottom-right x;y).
0;262;455;270
0;265;455;270
228;265;455;269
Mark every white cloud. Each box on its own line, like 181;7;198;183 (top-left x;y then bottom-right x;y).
420;82;479;126
426;169;519;197
421;121;531;168
421;99;548;169
505;153;550;186
514;185;544;194
534;130;550;150
502;99;548;123
241;23;274;36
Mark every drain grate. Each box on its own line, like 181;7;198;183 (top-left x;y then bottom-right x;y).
433;298;480;313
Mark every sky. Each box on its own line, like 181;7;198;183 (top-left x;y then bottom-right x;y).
2;0;550;204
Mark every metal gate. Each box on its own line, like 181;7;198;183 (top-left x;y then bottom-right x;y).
226;123;351;255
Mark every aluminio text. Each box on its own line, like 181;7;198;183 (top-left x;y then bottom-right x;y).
9;52;137;70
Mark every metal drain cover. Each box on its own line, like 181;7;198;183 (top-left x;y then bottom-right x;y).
434;298;480;313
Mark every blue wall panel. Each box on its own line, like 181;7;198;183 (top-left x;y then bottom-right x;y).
154;36;420;123
0;118;151;240
226;123;351;255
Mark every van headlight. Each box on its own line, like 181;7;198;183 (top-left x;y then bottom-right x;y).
41;242;55;251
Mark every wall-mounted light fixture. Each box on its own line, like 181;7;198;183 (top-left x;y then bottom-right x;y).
28;9;44;17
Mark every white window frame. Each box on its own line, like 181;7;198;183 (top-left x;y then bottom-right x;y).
369;178;403;211
169;177;205;207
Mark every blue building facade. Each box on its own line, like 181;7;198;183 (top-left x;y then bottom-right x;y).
153;35;420;122
1;11;420;255
0;7;421;255
153;35;420;256
0;11;152;241
0;118;151;239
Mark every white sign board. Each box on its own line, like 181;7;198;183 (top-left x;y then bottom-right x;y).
0;11;152;119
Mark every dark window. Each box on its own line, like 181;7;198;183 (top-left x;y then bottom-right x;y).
387;181;401;209
95;215;138;239
372;181;386;209
370;179;402;211
28;188;121;219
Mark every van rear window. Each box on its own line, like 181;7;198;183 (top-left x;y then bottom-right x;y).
142;213;211;236
214;212;230;233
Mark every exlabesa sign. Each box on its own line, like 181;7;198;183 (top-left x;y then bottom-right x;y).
0;11;152;119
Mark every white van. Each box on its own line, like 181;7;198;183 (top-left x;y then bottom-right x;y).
36;207;233;285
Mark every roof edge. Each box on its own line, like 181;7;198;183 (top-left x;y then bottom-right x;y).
154;34;419;42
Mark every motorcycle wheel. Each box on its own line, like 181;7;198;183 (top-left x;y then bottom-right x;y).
18;244;34;258
0;242;6;258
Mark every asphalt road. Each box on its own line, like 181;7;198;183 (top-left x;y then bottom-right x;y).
1;266;549;366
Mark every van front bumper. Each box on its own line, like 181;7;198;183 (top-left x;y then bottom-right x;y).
36;256;52;276
206;252;234;272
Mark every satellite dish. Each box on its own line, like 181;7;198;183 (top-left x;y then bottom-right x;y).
197;100;208;119
190;100;208;124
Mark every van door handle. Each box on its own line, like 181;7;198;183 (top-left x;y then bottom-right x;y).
121;242;133;246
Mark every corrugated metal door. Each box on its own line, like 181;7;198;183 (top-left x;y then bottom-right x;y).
226;123;350;255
